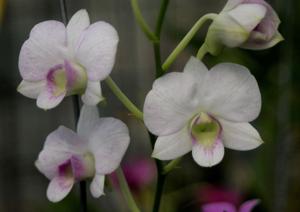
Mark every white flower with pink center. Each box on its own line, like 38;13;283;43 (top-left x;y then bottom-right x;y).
35;106;130;202
17;9;119;109
143;57;263;167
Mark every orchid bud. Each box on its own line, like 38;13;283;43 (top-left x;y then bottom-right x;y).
205;0;283;55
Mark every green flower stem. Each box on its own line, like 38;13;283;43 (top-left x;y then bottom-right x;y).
116;168;141;212
196;42;208;60
148;132;166;212
153;0;170;77
162;13;217;71
155;0;170;36
105;76;143;121
150;1;170;212
163;157;182;175
130;0;158;42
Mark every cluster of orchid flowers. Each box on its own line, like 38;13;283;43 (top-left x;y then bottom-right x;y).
17;0;283;211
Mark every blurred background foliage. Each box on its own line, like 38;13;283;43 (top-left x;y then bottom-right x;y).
0;0;299;211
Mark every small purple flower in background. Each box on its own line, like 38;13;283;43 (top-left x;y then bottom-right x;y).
206;0;283;55
18;9;119;109
121;157;156;191
35;105;130;202
144;57;263;167
202;199;260;212
110;157;156;192
197;185;242;207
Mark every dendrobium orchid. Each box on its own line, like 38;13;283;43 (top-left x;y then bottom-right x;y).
202;199;260;212
17;9;119;109
205;0;283;55
144;57;263;167
35;105;130;202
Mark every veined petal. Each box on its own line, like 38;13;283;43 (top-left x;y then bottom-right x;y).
219;119;263;151
35;149;72;180
239;199;260;212
152;126;192;160
37;87;66;110
228;4;267;32
200;63;261;122
90;174;105;198
192;139;224;167
35;126;86;179
144;72;199;136
183;56;209;79
242;31;284;50
77;105;100;140
19;21;67;80
67;9;90;54
202;202;236;212
45;126;87;153
88;118;129;174
17;80;45;99
223;0;244;11
47;175;74;203
76;21;119;81
81;81;104;106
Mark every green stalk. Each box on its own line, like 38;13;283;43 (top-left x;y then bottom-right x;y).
150;1;170;212
153;0;170;77
130;0;158;42
105;77;143;121
163;157;182;175
162;13;217;71
116;168;141;212
196;42;208;60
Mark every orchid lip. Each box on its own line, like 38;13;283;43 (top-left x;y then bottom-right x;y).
189;112;222;148
45;60;87;97
57;152;95;181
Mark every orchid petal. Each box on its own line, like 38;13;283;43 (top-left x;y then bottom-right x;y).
192;139;224;167
202;202;236;212
67;9;90;54
200;63;261;122
152;126;192;160
81;81;104;106
76;21;119;81
90;174;105;198
35;150;71;180
219;119;263;151
37;87;66;110
19;21;66;81
17;80;45;99
242;31;284;50
144;72;199;136
183;56;209;78
228;4;267;32
77;105;100;139
46;126;87;153
35;126;86;179
47;175;74;203
89;118;129;174
239;199;260;212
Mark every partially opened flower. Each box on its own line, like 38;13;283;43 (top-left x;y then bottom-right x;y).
144;57;263;167
35;105;130;202
205;0;283;55
18;9;119;109
202;199;260;212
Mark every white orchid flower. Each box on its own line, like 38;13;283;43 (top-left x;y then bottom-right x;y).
35;105;130;202
144;57;263;167
205;0;283;55
18;9;119;109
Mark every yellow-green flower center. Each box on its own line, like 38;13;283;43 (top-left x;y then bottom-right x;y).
190;112;221;147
